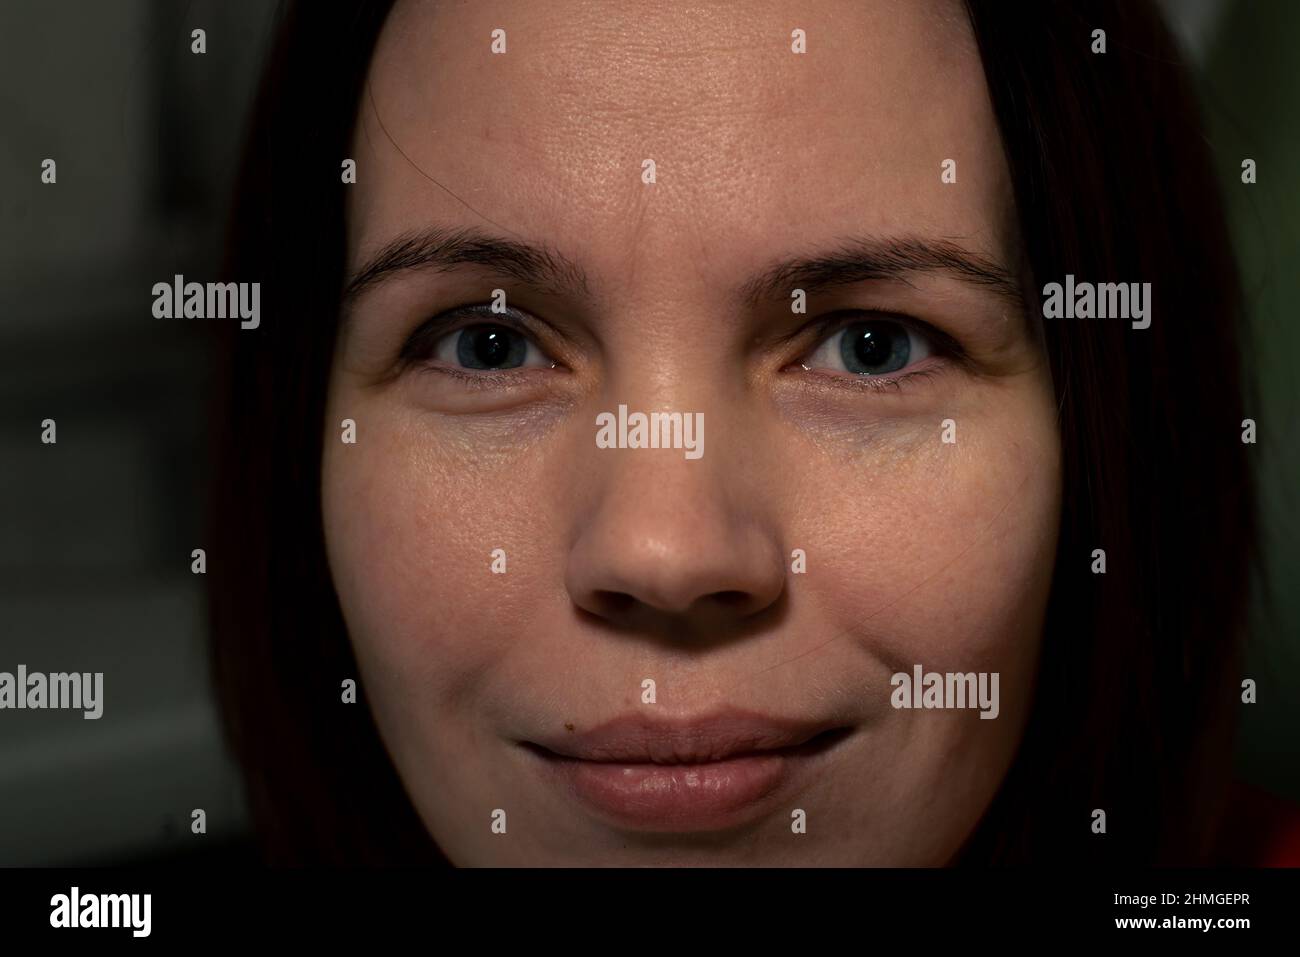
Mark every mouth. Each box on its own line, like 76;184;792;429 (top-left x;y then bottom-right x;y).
521;710;854;832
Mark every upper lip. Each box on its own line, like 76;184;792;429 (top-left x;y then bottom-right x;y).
526;709;843;764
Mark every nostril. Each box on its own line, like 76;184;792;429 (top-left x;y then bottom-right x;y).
587;587;759;622
592;590;636;617
711;590;752;609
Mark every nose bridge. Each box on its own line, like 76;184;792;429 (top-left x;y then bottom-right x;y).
586;409;727;562
600;205;724;383
584;303;733;565
592;266;723;466
597;434;721;535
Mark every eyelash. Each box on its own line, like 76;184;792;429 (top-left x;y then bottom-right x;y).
399;305;961;395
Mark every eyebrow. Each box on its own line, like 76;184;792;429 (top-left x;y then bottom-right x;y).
737;235;1023;312
342;225;592;306
342;225;1023;314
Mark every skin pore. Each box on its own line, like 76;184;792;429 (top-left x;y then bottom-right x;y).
322;0;1061;865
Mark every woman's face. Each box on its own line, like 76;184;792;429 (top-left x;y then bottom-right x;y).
323;0;1060;865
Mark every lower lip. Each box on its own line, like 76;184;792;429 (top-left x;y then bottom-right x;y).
535;747;819;832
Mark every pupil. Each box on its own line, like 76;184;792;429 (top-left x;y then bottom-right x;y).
467;323;506;364
853;328;890;368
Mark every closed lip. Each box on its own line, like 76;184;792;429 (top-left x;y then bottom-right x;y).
523;709;851;831
527;708;845;764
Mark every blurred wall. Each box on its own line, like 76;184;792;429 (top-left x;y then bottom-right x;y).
0;0;277;864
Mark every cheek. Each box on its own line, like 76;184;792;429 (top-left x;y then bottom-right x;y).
784;397;1060;861
320;400;561;719
790;396;1060;679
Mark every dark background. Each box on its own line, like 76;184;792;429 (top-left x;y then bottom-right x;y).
0;0;1295;865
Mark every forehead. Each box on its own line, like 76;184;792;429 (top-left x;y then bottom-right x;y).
349;0;1014;287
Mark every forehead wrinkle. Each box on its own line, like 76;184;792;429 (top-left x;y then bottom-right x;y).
361;0;1013;321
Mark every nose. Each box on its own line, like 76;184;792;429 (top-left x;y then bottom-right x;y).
565;433;786;641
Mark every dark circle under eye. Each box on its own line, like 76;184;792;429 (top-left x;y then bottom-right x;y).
839;321;910;375
456;324;528;370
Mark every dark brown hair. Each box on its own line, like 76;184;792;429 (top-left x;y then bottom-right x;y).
208;0;1255;865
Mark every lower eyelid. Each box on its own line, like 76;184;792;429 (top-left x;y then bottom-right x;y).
793;357;950;394
413;358;556;381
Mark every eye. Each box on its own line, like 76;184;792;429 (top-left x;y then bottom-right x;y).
801;318;933;377
434;323;552;371
401;305;558;373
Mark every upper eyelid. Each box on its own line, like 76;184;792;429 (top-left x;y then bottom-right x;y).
437;302;533;327
443;299;586;350
803;310;962;357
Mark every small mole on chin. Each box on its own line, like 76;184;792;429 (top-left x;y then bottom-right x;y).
564;722;575;732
